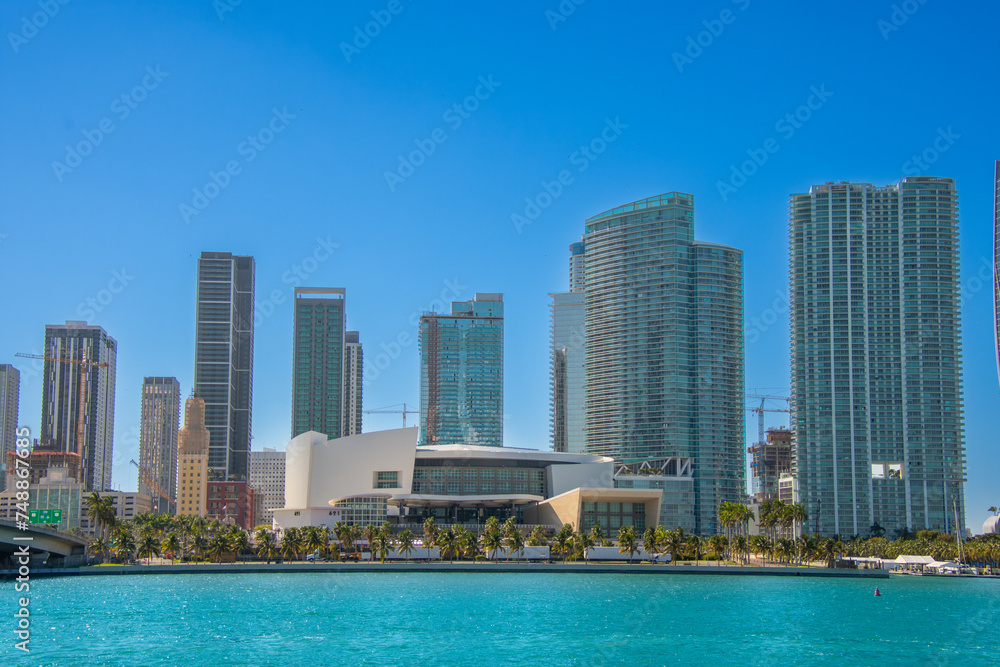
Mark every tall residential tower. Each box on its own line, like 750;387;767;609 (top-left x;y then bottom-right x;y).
291;287;346;439
550;240;586;454
0;365;19;492
419;293;503;447
138;377;181;514
193;252;255;481
343;331;363;436
582;193;744;535
40;321;117;491
789;178;966;536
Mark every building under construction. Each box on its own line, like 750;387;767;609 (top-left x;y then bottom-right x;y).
748;427;792;501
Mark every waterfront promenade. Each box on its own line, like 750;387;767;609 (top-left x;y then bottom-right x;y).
5;561;889;578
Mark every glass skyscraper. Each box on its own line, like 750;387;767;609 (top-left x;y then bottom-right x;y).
291;287;346;439
40;321;118;491
342;331;363;437
419;293;503;447
789;178;966;536
551;240;586;454
193;252;254;482
0;364;20;492
138;376;180;514
582;193;744;535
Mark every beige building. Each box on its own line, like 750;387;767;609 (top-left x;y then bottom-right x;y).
177;397;209;517
523;488;661;533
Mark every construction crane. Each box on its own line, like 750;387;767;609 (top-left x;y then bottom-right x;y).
15;351;108;485
363;403;420;428
745;392;790;445
130;459;175;510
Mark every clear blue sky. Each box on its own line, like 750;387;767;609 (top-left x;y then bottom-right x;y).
2;1;997;531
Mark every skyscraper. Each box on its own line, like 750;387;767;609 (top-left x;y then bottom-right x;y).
177;396;210;518
291;287;346;439
582;193;744;535
40;321;118;491
0;364;19;493
138;377;180;514
193;252;254;482
789;178;966;536
550;240;586;454
994;160;1000;389
343;331;363;437
419;293;503;447
249;447;285;525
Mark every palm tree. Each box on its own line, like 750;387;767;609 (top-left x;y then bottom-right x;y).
113;527;136;563
571;531;592;562
527;526;549;547
643;526;659;558
662;527;686;564
362;524;378;555
588;524;605;547
398;529;416;561
787;504;808;540
161;533;181;564
208;533;229;563
481;526;503;560
422;517;438;550
617;525;639;563
732;535;748;565
502;518;525;560
687;535;704;564
372;531;391;562
460;529;480;560
280;528;303;561
989;506;999;516
88;537;108;564
136;533;161;565
255;531;278;564
229;530;251;564
86;492;117;542
708;534;726;565
550;524;573;561
437;528;459;560
303;526;324;559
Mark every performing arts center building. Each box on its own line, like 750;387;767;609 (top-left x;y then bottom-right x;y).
271;428;696;534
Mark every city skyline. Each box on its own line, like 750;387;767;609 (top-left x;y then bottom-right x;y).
2;2;997;531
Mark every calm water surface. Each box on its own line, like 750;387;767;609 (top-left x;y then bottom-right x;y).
8;572;999;666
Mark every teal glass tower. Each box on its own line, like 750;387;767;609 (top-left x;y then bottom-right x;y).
582;193;744;535
291;287;346;439
790;178;966;537
419;293;503;447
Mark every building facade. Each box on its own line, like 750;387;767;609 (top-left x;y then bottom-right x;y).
748;427;793;501
418;293;504;447
551;240;586;454
207;480;257;529
291;287;346;439
581;193;745;535
40;321;117;492
0;364;19;492
138;377;180;514
177;397;210;517
194;251;254;482
789;178;966;536
343;331;363;436
249;447;285;526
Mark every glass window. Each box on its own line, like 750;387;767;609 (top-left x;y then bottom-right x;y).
609;503;621;513
481;469;494;480
597;502;608;513
497;469;511;480
583;502;595;513
464;469;478;480
448;468;462;480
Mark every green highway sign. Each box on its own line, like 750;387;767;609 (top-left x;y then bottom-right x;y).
28;508;63;524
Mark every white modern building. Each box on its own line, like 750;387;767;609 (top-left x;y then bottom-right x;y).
249;447;286;525
272;428;699;533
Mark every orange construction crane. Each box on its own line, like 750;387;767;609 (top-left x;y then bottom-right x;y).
15;352;108;483
130;459;175;509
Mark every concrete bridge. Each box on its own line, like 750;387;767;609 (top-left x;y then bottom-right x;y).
0;519;88;569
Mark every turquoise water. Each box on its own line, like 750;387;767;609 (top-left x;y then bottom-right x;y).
8;572;999;666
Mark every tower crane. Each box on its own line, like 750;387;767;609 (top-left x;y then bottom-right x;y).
363;403;420;428
130;459;175;511
745;392;790;445
15;351;108;485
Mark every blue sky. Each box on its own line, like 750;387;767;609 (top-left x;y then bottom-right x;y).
2;0;997;531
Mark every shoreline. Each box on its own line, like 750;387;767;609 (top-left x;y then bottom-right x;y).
2;562;890;579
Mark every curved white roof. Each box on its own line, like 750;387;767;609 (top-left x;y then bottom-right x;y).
983;515;1000;535
416;443;612;465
